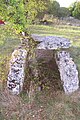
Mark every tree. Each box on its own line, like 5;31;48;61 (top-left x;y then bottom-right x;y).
0;0;48;34
48;0;60;17
72;2;80;19
69;1;77;16
34;0;50;20
0;0;27;34
58;7;70;18
26;0;49;23
69;1;80;19
0;0;7;20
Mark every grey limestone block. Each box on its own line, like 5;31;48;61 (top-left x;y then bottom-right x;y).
55;51;79;94
32;34;71;50
7;48;27;95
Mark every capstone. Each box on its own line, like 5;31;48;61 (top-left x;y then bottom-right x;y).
32;34;71;49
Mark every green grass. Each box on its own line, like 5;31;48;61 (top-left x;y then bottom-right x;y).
0;25;20;89
28;24;80;46
0;25;20;55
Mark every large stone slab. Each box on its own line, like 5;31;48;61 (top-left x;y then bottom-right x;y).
32;34;71;49
55;51;79;94
7;48;27;95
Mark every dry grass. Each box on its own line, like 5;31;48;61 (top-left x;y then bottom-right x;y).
0;84;80;120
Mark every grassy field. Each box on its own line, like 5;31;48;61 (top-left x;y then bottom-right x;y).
0;24;80;120
0;25;20;87
28;24;80;46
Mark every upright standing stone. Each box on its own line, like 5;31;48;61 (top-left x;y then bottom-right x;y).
55;51;79;94
7;48;27;95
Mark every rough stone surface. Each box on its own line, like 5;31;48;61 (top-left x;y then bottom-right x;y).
7;48;27;95
32;34;71;49
55;51;79;94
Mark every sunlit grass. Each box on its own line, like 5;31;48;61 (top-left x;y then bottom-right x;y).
0;25;20;83
28;25;80;45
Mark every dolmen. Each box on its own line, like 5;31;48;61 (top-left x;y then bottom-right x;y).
7;34;79;95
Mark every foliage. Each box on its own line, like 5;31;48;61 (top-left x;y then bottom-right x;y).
69;1;80;19
8;0;27;33
0;0;7;20
0;0;48;33
36;0;50;20
72;2;80;19
48;0;60;17
0;0;26;33
69;2;77;16
58;7;70;18
47;1;70;18
26;0;49;23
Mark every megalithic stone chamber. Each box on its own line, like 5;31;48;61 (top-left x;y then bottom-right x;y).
7;34;79;94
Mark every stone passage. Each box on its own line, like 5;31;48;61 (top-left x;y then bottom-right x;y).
7;35;79;94
55;51;79;94
7;48;27;95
